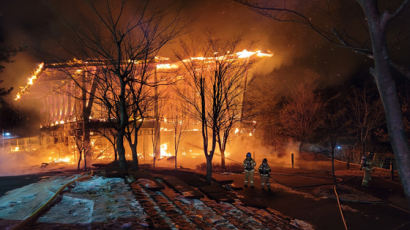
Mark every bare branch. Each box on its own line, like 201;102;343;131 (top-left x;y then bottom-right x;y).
384;0;410;25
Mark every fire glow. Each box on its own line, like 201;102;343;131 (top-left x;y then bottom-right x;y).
14;50;272;99
9;49;272;169
14;62;44;101
160;143;172;158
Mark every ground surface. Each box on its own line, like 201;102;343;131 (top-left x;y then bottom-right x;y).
214;167;410;230
0;160;409;230
0;167;310;230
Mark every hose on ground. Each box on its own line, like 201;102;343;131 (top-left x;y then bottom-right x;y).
334;185;348;230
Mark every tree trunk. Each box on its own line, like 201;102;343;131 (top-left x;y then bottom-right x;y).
126;127;139;169
153;69;160;168
174;132;178;169
206;155;213;183
116;130;127;171
117;79;128;171
114;144;118;161
331;142;336;183
360;0;410;205
77;150;82;171
83;149;87;170
83;126;90;170
131;143;139;169
221;149;226;170
175;152;177;169
217;133;226;171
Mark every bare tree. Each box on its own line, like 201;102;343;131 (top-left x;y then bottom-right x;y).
236;0;410;203
124;60;157;169
176;38;251;181
278;81;323;154
95;125;118;161
62;0;178;171
320;93;351;181
168;101;186;169
51;65;98;170
215;61;249;170
348;87;384;157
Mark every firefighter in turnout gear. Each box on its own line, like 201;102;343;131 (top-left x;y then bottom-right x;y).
243;152;256;188
361;152;374;187
259;158;271;190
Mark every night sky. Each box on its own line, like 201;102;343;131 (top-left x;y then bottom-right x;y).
0;0;409;99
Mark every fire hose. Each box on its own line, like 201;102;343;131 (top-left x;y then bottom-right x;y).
12;171;94;230
333;185;348;230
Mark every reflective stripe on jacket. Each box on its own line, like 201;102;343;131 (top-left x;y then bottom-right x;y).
243;158;256;171
259;163;271;176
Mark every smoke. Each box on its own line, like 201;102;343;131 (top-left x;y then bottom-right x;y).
1;0;403;175
0;147;76;176
0;0;368;94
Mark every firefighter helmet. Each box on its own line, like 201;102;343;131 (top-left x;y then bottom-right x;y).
263;158;267;163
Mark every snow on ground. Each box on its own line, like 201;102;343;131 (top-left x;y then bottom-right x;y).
38;196;94;224
0;175;78;220
290;219;315;230
40;176;147;224
0;175;147;225
0;174;312;229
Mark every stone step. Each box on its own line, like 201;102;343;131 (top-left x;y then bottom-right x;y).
130;183;175;229
144;189;198;230
159;175;204;199
202;198;265;230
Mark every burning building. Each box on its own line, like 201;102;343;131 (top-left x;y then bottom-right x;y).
11;50;272;168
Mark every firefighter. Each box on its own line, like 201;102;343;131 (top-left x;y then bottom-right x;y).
361;152;374;187
360;155;366;170
243;152;256;188
259;158;271;190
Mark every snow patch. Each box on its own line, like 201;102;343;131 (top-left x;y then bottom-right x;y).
0;175;147;225
290;219;315;230
0;176;78;220
39;196;94;224
341;204;359;213
71;176;123;193
137;178;158;189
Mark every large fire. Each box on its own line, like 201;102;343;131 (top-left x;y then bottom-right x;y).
7;49;272;171
14;50;272;100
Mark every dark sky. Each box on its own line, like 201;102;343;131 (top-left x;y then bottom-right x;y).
0;0;409;100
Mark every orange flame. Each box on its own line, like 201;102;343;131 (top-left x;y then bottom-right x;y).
156;63;179;70
15;50;272;101
15;63;44;101
236;49;273;58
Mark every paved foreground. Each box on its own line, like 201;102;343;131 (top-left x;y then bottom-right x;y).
214;167;410;230
0;170;311;229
